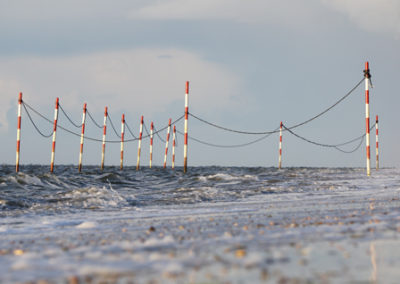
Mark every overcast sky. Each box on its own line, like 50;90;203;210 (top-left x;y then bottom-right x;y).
1;0;399;168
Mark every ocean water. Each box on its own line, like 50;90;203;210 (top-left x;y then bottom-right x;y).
0;165;399;283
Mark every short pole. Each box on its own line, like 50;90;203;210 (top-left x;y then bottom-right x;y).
149;122;154;168
136;115;144;170
101;107;108;170
163;118;172;169
278;121;283;169
375;115;379;170
16;92;23;173
78;103;87;172
183;81;189;173
50;97;59;173
364;62;371;176
120;114;125;170
172;125;176;169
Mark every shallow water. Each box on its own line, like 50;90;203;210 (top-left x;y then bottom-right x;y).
0;165;399;283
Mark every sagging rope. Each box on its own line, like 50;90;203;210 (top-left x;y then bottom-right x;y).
22;103;53;138
86;109;103;129
59;104;82;128
282;123;376;154
125;121;138;139
176;127;279;148
190;77;365;135
23;100;184;143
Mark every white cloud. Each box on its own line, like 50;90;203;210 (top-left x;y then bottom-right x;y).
0;49;241;132
130;0;322;28
322;0;400;37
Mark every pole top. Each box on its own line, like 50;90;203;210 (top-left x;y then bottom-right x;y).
280;121;283;127
141;115;144;123
104;106;108;115
173;125;176;131
56;97;59;104
365;61;369;69
186;81;189;94
376;115;378;122
122;114;125;122
363;62;371;79
168;118;172;125
18;92;23;103
83;103;87;111
151;121;154;128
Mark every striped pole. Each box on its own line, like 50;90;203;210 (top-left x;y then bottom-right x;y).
163;118;172;168
149;122;154;168
375;115;379;170
101;107;108;170
183;81;189;173
172;125;176;169
364;62;371;176
136;115;144;170
120;114;125;170
78;103;87;172
16;92;23;173
278;121;283;169
50;97;60;173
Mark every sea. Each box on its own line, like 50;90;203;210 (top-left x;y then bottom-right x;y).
0;165;399;283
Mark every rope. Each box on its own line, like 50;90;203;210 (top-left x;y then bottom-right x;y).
176;128;278;148
153;125;166;143
125;121;138;139
86;109;103;129
107;114;121;138
282;123;376;153
59;104;82;128
190;78;364;135
22;103;53;138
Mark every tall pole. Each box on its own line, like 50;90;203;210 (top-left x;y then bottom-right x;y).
172;125;176;169
183;81;189;173
149;122;154;168
278;121;283;169
163;118;171;169
16;92;23;173
120;114;125;170
101;107;108;170
78;103;87;172
364;62;371;176
375;115;379;170
136;115;144;170
50;97;59;173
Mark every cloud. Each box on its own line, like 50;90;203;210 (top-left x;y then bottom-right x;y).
130;0;322;28
321;0;400;37
0;49;241;132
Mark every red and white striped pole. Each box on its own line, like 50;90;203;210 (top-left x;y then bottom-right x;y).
120;114;125;170
15;92;23;173
163;118;172;169
50;97;59;173
375;115;379;170
149;122;154;168
278;121;283;169
364;62;371;176
78;103;87;172
101;107;108;170
172;125;176;169
136;115;144;170
183;81;189;173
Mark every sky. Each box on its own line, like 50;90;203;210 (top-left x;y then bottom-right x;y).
0;0;399;168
